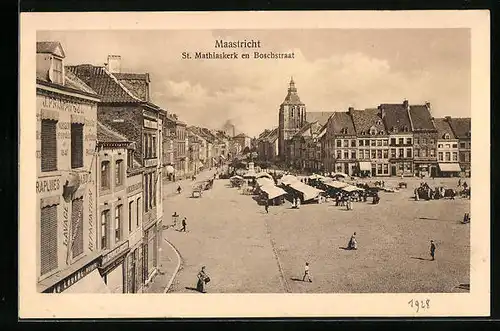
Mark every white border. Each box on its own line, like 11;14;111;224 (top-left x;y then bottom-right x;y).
19;10;490;318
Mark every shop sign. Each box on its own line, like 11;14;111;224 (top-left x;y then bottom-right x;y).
102;241;129;266
41;95;84;114
144;119;158;129
144;158;158;167
36;177;60;194
127;182;142;194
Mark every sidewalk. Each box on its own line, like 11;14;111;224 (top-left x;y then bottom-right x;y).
163;169;216;199
143;231;180;293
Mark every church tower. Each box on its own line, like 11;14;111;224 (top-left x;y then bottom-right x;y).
278;77;306;160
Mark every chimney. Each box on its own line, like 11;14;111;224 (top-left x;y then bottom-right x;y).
444;116;452;122
348;107;354;114
403;99;409;110
425;101;431;109
379;106;386;119
106;55;121;73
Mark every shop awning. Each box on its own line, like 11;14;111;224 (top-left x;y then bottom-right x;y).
64;269;111;293
358;162;371;171
438;163;461;172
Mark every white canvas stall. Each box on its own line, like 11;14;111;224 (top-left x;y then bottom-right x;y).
324;180;349;189
256;172;273;179
342;185;364;192
261;185;287;199
281;175;299;185
257;177;275;187
288;181;324;201
438;163;461;172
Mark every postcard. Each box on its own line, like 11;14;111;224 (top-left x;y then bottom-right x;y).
19;10;490;318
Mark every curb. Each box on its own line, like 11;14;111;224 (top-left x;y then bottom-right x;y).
163;237;182;293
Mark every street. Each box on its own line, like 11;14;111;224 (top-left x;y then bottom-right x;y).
161;174;470;293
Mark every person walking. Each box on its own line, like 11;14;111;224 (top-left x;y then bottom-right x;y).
196;266;210;293
264;200;269;213
302;262;312;282
430;240;436;261
177;185;182;194
458;178;462;187
348;232;358;250
180;217;187;232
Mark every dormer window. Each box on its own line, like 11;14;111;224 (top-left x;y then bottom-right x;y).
392;126;398;133
50;57;64;85
444;133;450;139
377;120;382;125
379;130;384;135
466;131;471;138
370;128;377;135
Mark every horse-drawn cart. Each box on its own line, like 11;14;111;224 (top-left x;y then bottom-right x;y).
192;184;203;198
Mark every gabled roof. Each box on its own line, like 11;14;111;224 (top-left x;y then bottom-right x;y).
379;103;412;132
234;133;249;138
409;105;436;131
328;111;356;135
36;41;66;58
350;108;386;135
67;64;143;103
113;73;150;102
266;128;279;142
447;117;471;139
64;69;98;95
433;118;457;140
97;121;130;144
306;112;335;126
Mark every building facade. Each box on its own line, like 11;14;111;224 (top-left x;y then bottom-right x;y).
447;117;471;177
68;55;164;287
327;112;357;175
278;78;306;161
433;117;461;177
36;41;103;293
380;101;414;176
409;103;438;177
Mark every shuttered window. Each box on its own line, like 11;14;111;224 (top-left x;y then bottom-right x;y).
71;198;84;258
101;161;110;190
101;210;109;250
71;123;84;169
41;119;57;172
40;205;58;275
115;204;122;243
144;174;149;212
115;160;123;186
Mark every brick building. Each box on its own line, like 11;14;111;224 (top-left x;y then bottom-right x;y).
433;117;461;177
324;111;357;175
68;55;164;287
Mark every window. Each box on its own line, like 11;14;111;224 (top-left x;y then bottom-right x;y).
398;138;404;145
460;153;466;162
422;149;427;157
101;211;110;250
152;136;157;158
445;152;451;161
71;198;84;258
52;57;64;84
379;130;384;135
336;151;342;159
415;149;420;157
40;205;58;275
336;140;341;148
127;150;134;169
438;152;443;161
343;140;349;148
344;151;349;159
407;138;412;145
383;164;389;174
398;148;404;158
351;151;356;159
452;152;458;161
406;148;412;158
377;150;382;159
438;144;443;148
390;138;396;146
460;142;466;149
359;140;364;147
101;161;110;190
444;133;450;139
371;150;376;159
415;138;420;145
377;164;382;174
136;198;141;227
129;201;134;233
71;123;84;169
115;205;122;243
351;140;356;147
383;140;388;146
429;138;434;144
452;143;458;148
149;174;154;209
445;144;450;149
41;119;57;172
383;150;388;159
391;148;396;158
371;140;376;147
465;152;470;162
377;140;382;147
370;128;376;135
429;149;435;157
115;160;123;186
422;138;427;144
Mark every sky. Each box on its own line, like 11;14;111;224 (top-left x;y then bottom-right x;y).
37;29;470;137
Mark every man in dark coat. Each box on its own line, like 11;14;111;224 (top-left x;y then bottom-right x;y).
264;200;269;213
180;218;187;232
430;240;436;261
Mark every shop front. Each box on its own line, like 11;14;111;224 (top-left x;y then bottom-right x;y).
438;163;461;177
98;240;130;293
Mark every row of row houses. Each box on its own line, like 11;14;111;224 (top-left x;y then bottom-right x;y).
257;78;471;178
35;41;236;294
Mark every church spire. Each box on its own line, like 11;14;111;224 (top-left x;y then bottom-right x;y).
288;76;297;93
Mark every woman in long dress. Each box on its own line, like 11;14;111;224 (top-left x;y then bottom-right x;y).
196;266;209;293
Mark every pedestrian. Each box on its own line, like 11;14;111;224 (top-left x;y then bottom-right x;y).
180;217;187;232
177;185;182;194
172;212;179;227
458;178;462;187
196;266;210;293
264;200;269;213
430;240;436;261
348;232;358;250
302;262;312;282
